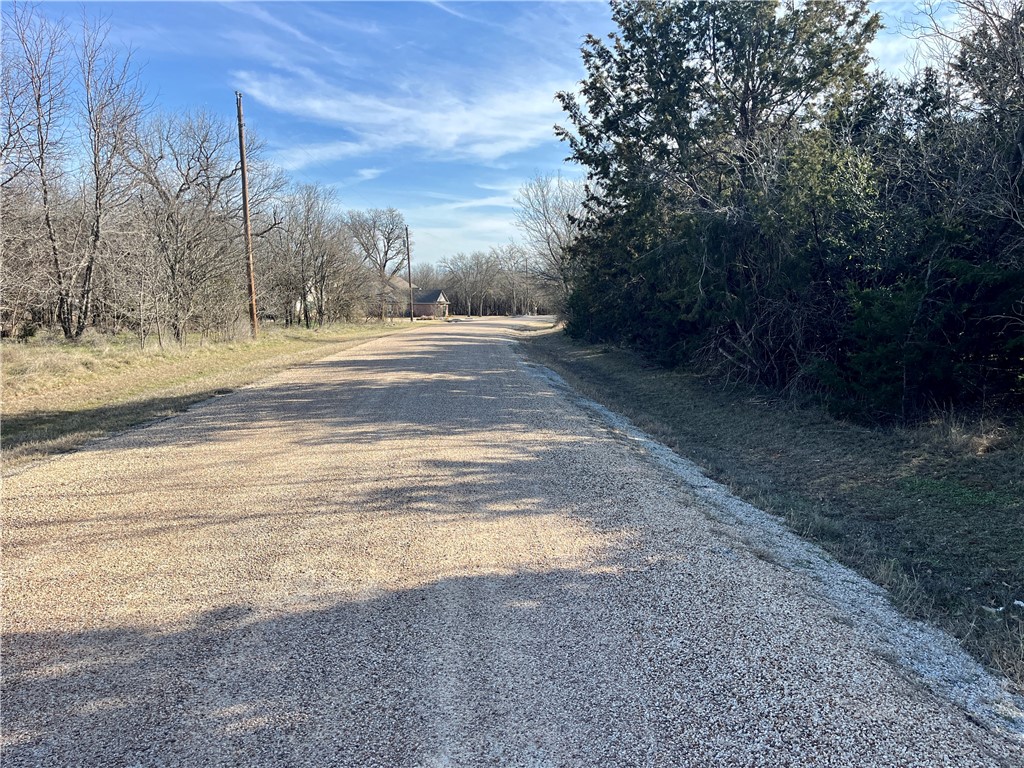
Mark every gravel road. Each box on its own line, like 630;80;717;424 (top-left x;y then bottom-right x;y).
3;317;1022;767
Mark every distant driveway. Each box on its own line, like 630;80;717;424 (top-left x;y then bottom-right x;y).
3;317;1019;766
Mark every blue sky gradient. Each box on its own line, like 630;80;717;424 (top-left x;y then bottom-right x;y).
40;1;918;263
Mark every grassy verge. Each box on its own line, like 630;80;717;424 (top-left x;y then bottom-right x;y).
523;328;1024;688
1;322;413;470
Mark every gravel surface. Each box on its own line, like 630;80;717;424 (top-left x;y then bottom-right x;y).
3;317;1022;767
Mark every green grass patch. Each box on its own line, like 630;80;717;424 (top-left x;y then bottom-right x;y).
523;328;1024;687
2;322;412;469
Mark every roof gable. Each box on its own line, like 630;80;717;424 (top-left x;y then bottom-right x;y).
414;289;448;304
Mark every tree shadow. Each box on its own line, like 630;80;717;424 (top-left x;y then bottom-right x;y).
5;558;995;766
4;568;667;767
0;323;521;464
1;389;236;458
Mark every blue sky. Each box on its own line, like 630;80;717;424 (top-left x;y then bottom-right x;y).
44;1;919;264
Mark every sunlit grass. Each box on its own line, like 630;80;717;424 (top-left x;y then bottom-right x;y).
1;322;412;468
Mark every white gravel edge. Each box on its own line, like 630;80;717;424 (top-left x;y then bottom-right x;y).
519;355;1024;744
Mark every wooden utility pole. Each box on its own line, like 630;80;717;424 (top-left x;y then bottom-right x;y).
235;91;259;339
405;226;414;323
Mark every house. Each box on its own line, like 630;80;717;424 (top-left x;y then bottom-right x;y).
412;289;450;319
376;275;418;319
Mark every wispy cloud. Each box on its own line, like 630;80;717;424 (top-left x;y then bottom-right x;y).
221;31;325;79
305;7;383;36
106;21;197;56
221;0;590;170
409;210;521;259
239;69;569;167
222;4;360;72
400;186;523;260
273;140;372;171
354;168;384;182
502;1;607;66
426;1;473;21
226;3;316;46
868;1;966;78
475;179;528;196
433;194;517;211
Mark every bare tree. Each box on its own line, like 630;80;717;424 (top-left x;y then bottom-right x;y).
5;3;75;336
347;207;407;319
261;185;374;326
1;6;49;337
441;251;501;316
129;111;243;342
258;205;302;325
1;4;37;190
127;106;285;342
324;229;374;322
514;172;585;312
491;242;530;315
72;12;144;337
292;184;353;327
411;261;441;290
0;184;52;336
2;5;146;339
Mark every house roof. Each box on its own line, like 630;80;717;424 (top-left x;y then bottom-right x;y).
387;275;417;293
414;289;448;304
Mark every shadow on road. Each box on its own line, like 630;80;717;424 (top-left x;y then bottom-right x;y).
4;566;683;767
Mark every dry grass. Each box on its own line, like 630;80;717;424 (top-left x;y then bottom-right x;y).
1;322;413;470
523;328;1024;688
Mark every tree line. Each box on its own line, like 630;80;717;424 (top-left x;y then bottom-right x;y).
0;4;581;345
555;0;1023;421
0;6;536;348
0;4;426;344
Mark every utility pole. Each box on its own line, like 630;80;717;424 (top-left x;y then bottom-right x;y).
405;225;414;323
235;91;259;339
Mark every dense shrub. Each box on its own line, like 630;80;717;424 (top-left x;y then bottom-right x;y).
558;0;1024;420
